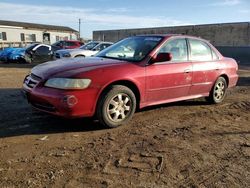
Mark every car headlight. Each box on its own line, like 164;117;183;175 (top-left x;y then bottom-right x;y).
44;78;91;90
62;53;71;57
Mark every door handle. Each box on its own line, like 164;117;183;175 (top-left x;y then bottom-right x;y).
184;69;191;73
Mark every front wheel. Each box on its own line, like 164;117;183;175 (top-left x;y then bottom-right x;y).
97;85;136;128
206;77;227;104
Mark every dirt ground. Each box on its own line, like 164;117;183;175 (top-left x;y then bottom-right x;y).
0;63;249;188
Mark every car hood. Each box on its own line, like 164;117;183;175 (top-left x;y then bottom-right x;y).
31;57;127;79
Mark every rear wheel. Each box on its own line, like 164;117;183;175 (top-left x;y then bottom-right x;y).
206;77;227;104
97;85;136;128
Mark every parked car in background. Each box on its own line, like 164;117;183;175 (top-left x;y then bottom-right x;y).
26;43;58;63
23;35;238;128
0;48;21;63
54;41;113;59
52;40;84;50
8;48;29;64
0;43;57;64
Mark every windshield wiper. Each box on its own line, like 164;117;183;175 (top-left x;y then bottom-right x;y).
97;55;121;60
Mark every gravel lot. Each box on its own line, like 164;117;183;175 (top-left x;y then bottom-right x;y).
0;63;249;187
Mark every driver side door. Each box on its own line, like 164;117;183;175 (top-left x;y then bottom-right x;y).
145;38;192;105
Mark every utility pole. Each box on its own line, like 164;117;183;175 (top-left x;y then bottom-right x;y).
78;18;81;40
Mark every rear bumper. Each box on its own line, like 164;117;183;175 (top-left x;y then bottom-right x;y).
229;74;239;88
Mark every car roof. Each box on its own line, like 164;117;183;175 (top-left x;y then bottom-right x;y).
135;34;213;45
89;41;113;43
136;34;205;40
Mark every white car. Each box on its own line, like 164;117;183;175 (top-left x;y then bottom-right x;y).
54;41;113;59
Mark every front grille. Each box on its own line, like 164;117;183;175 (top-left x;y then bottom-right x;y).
24;74;41;89
32;102;56;112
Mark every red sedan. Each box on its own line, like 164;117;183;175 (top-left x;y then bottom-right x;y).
52;40;84;49
23;35;238;128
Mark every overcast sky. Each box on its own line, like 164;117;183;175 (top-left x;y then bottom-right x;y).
0;0;249;38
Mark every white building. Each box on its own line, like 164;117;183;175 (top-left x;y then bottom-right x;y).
0;20;79;48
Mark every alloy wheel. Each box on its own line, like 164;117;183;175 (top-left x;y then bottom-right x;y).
214;81;225;101
106;93;131;122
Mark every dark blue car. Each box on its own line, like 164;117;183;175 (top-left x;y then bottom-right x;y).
0;43;58;64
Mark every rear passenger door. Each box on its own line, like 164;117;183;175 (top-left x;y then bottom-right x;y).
188;39;220;95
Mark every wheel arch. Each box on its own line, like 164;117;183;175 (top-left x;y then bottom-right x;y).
74;54;85;58
96;79;141;111
219;74;229;86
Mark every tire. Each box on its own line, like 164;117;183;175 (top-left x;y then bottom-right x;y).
18;58;27;64
97;85;136;128
206;77;227;104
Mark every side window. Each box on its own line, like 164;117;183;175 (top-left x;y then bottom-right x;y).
105;43;112;48
159;38;188;61
189;39;212;61
54;41;61;47
211;49;219;60
35;46;50;55
94;45;101;51
66;42;76;47
99;44;110;51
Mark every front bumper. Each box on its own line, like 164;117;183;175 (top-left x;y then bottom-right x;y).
23;83;99;118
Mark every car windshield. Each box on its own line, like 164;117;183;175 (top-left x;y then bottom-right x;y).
80;42;99;50
96;36;163;62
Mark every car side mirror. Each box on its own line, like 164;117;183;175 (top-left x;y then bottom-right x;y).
151;52;172;64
